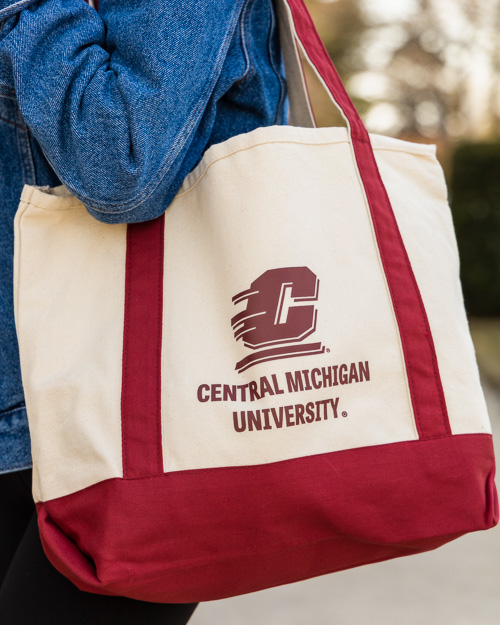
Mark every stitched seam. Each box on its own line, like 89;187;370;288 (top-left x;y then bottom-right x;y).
177;137;351;197
0;114;24;129
0;0;34;19
367;144;451;437
38;432;493;499
121;225;132;479
156;217;164;474
83;0;246;214
0;85;16;96
370;145;436;156
18;201;80;211
354;142;450;438
0;404;26;417
340;141;418;438
28;132;358;200
30;137;353;208
237;65;256;87
353;146;422;438
403;227;451;435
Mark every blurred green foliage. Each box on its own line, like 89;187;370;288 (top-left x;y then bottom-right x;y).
450;143;500;315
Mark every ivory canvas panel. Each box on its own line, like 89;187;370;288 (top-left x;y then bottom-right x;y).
14;126;491;501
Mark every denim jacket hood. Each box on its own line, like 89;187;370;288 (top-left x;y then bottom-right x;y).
0;0;285;472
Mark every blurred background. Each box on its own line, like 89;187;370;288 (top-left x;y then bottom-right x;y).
190;1;500;622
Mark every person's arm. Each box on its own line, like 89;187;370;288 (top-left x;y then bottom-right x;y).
0;0;246;223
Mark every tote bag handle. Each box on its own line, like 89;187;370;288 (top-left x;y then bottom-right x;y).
275;0;451;440
277;0;368;138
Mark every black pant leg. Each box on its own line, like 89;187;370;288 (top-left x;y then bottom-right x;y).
0;469;35;587
0;473;198;625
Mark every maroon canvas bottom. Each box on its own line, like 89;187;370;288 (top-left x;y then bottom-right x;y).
36;434;498;603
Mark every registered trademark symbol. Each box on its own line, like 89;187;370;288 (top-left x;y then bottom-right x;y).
326;348;330;353
342;411;348;418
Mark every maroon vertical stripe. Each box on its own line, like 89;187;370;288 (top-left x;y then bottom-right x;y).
285;0;451;438
121;216;165;479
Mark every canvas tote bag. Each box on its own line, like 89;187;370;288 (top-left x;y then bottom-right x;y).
14;0;498;603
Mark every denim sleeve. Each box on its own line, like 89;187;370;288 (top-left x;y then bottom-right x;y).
0;0;37;21
0;0;246;222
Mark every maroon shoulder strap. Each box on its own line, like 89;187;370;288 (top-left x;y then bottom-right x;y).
121;217;165;479
282;0;450;439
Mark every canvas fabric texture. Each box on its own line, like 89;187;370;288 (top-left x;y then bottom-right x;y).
15;128;491;503
13;0;497;604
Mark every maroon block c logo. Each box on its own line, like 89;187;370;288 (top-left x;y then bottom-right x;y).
231;267;324;372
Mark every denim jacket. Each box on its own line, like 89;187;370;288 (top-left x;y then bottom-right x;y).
0;0;286;473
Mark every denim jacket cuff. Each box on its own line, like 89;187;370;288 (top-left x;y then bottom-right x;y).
0;0;38;21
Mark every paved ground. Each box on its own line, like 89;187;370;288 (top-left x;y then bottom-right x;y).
190;380;500;625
